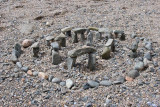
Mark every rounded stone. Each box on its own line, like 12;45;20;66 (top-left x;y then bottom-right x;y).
134;61;144;71
52;78;61;83
87;80;99;88
128;70;139;79
100;80;112;86
66;79;74;89
27;70;33;76
22;39;34;48
38;72;48;80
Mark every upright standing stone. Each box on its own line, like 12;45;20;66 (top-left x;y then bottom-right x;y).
86;32;93;46
72;32;78;43
14;43;22;57
88;52;96;71
105;39;115;52
95;31;101;40
67;57;77;70
101;47;111;59
52;50;61;65
31;42;39;57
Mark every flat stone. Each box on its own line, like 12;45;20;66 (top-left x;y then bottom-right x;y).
68;46;96;58
66;79;74;89
55;33;66;41
31;42;39;48
61;26;72;32
88;27;99;31
87;80;99;88
105;39;114;47
51;42;59;51
52;78;61;83
16;62;22;68
46;36;54;41
72;28;87;33
134;61;144;71
100;80;112;86
128;70;139;79
98;28;109;33
60;81;66;86
22;39;34;48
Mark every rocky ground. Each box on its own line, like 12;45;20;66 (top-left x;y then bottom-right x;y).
0;0;160;106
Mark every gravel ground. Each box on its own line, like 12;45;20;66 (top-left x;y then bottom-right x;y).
0;0;160;106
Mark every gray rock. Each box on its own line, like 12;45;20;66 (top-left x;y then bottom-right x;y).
60;81;66;86
46;36;54;46
88;53;96;71
144;52;151;60
52;78;61;83
66;79;74;89
51;42;59;52
72;32;78;43
67;57;76;70
134;61;144;71
143;58;149;67
72;28;87;41
33;71;39;76
87;80;99;88
14;43;22;55
16;62;22;68
52;50;61;65
129;51;138;58
145;42;152;50
48;75;54;82
68;46;96;58
128;70;139;79
101;47;111;59
21;66;29;72
114;76;125;84
83;83;91;90
85;103;92;107
100;80;112;86
131;41;139;52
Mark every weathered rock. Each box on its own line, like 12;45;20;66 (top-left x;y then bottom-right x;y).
101;47;111;59
31;42;39;57
55;33;66;47
46;36;54;46
100;80;112;86
72;32;78;43
52;78;61;83
105;39;115;52
48;75;54;82
68;46;96;58
83;83;91;90
51;42;59;52
111;30;125;40
134;61;144;71
128;51;138;58
87;80;99;88
22;39;34;48
12;43;22;60
38;72;48;80
60;81;66;86
131;41;139;52
145;42;152;50
88;53;96;71
128;70;139;79
66;79;74;89
52;50;61;65
143;58;149;67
